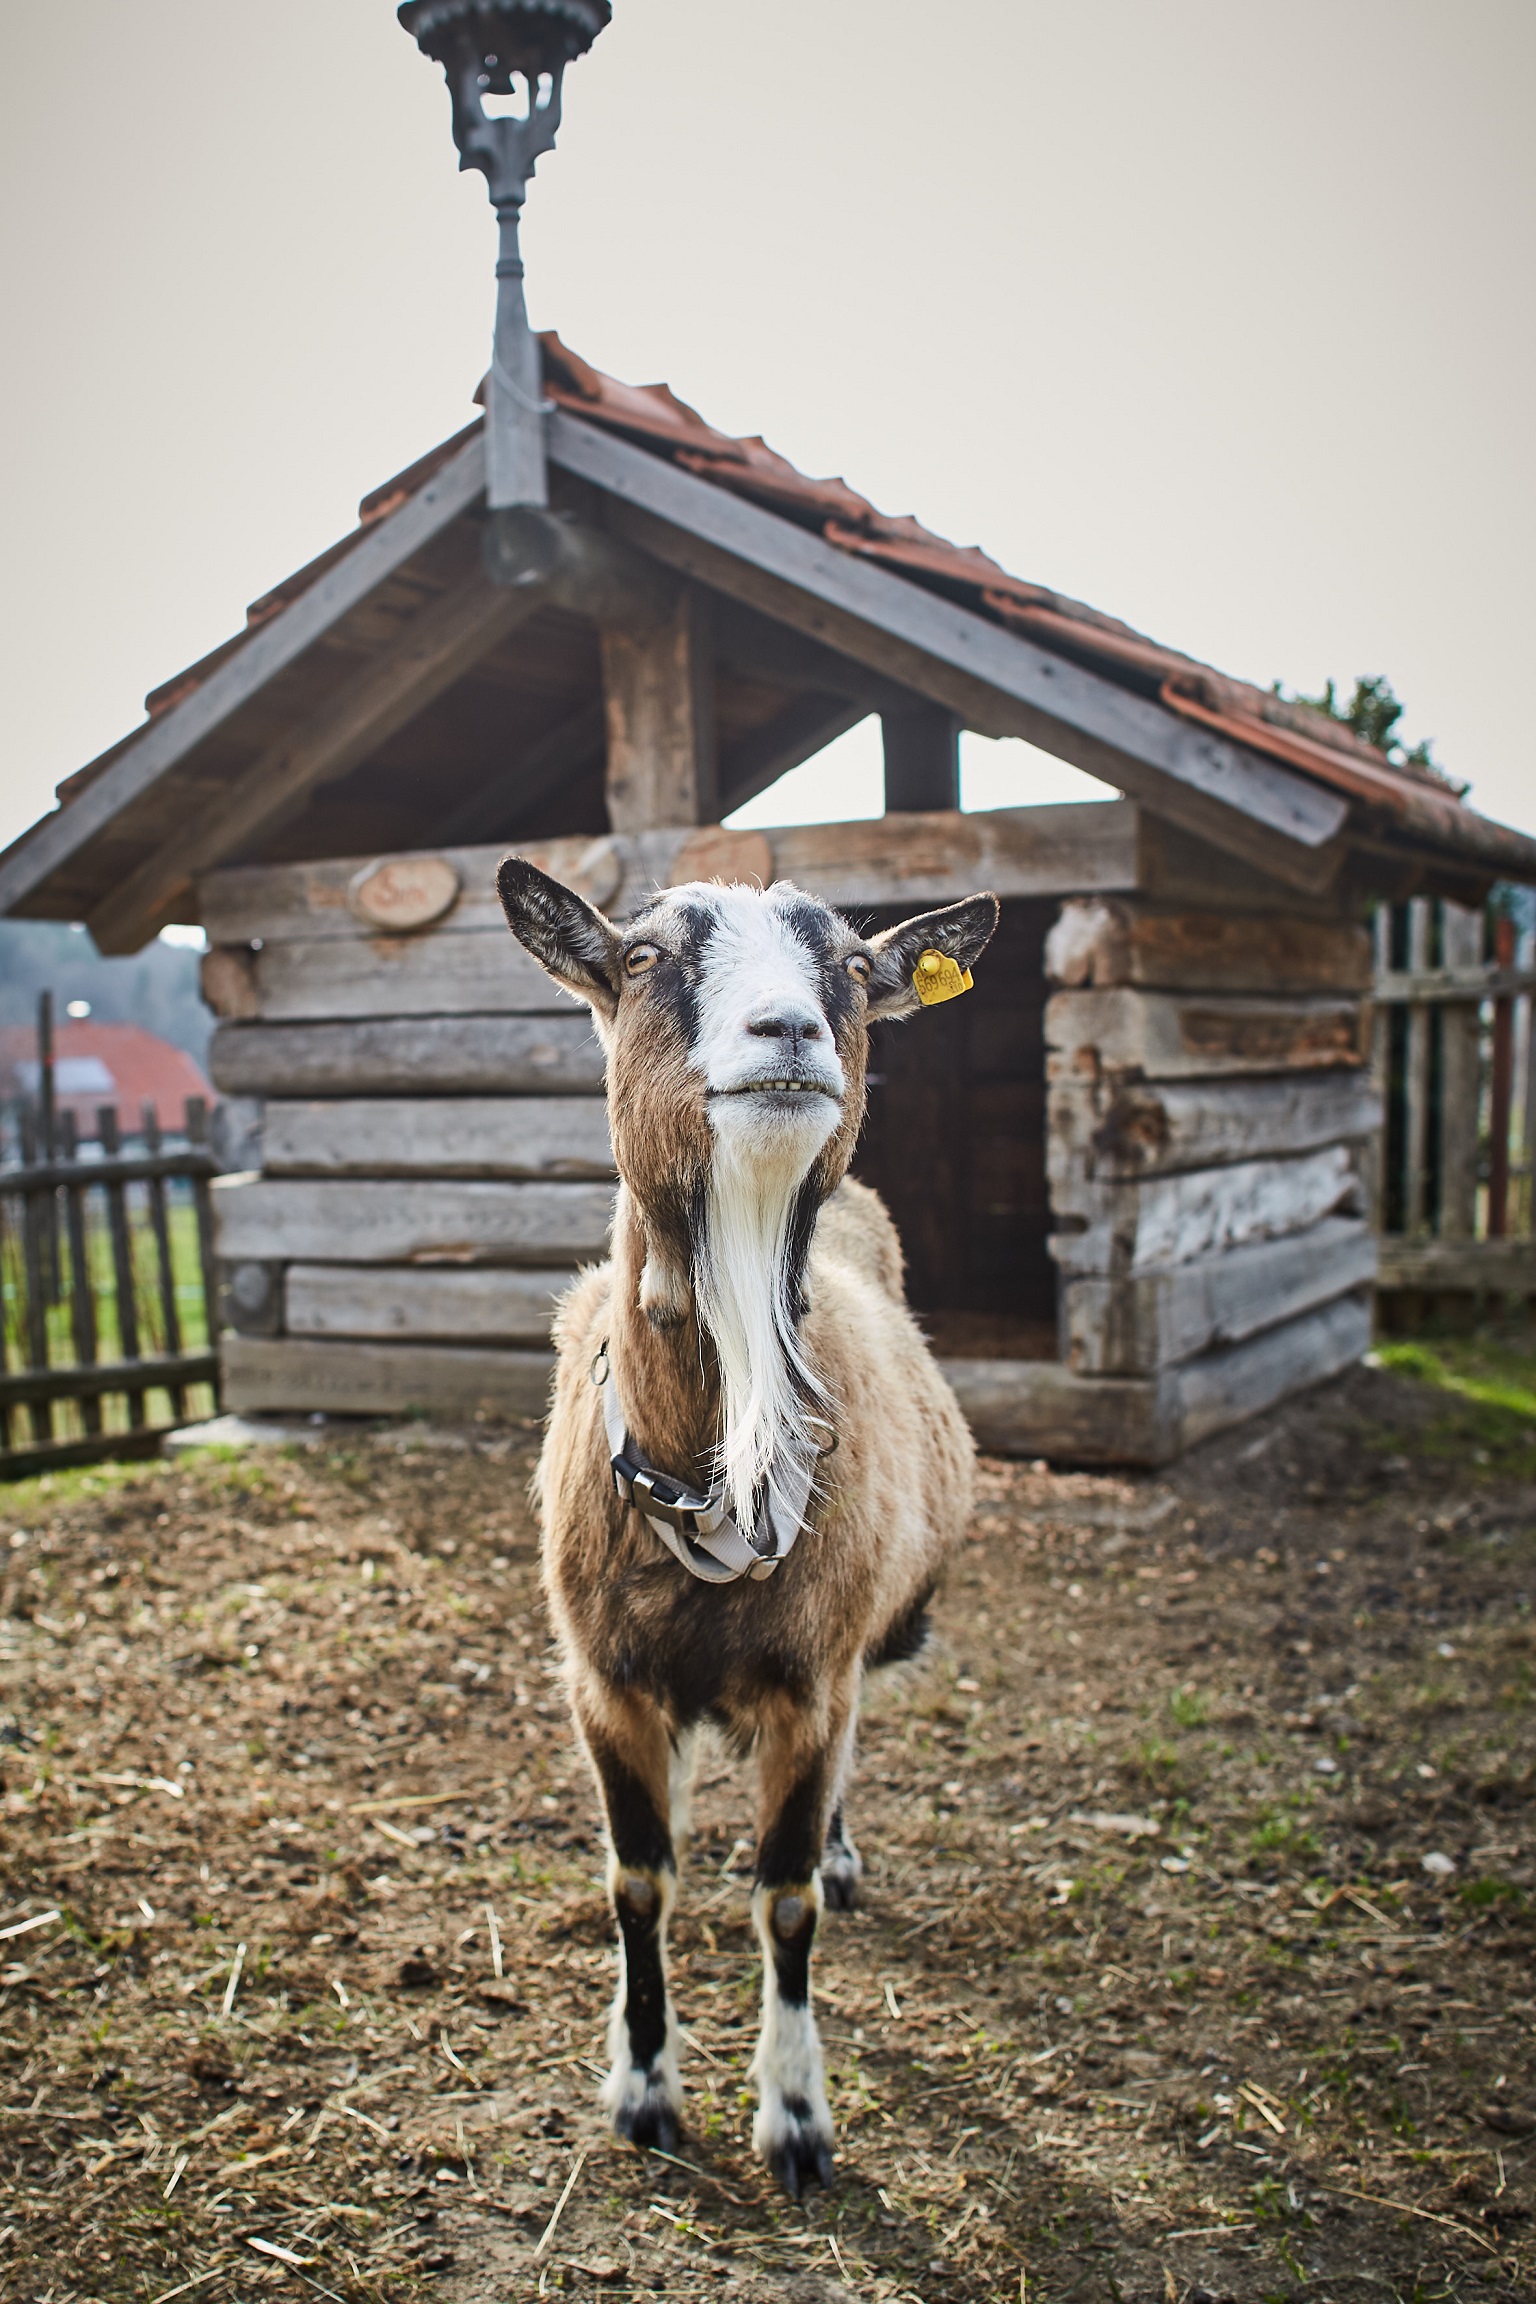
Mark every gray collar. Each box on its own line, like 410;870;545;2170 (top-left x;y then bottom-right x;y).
592;1341;817;1584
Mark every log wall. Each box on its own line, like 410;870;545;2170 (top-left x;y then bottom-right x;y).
1041;894;1378;1454
202;817;1380;1456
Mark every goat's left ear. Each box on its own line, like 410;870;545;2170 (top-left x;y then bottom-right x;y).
497;856;623;1023
866;893;1001;1020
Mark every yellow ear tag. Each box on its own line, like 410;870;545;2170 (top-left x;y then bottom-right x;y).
914;948;973;1006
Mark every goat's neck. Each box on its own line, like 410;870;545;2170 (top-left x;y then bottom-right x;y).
608;1177;825;1525
609;1186;720;1494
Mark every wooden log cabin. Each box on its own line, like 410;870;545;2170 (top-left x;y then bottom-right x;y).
5;340;1534;1462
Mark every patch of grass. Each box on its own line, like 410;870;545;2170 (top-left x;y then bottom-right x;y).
1458;1875;1524;1909
1170;1687;1211;1729
1372;1332;1536;1469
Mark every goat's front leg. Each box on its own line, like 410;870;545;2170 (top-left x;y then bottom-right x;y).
749;1685;852;2197
578;1690;683;2152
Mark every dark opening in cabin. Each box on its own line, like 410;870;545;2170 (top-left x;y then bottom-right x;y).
853;897;1055;1360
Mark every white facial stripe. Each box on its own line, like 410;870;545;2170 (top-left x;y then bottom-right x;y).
683;885;846;1102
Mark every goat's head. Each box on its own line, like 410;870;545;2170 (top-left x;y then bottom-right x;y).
498;860;998;1521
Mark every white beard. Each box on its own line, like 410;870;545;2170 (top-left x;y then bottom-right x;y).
694;1107;832;1540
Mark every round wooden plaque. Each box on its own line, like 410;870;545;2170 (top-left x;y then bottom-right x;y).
346;856;461;933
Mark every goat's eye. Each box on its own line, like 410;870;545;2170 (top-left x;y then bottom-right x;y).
845;952;872;985
624;944;661;978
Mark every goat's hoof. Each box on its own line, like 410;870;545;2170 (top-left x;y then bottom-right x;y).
613;2091;681;2156
819;1852;861;1912
761;2099;835;2200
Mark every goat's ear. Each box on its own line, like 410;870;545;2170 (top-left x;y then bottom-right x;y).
497;856;623;1022
865;892;1001;1020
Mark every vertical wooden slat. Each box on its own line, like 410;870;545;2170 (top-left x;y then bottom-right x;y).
1438;903;1482;1239
1364;904;1393;1233
141;1102;187;1421
1403;898;1431;1234
184;1096;222;1412
59;1111;101;1438
0;1191;14;1451
1488;912;1516;1238
97;1105;146;1430
1520;927;1536;1241
36;989;61;1309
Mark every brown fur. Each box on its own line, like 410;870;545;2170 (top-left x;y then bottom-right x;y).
498;859;997;2192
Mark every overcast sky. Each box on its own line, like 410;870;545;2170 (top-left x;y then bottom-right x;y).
2;0;1532;898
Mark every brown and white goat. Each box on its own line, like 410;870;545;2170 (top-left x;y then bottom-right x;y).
497;859;999;2196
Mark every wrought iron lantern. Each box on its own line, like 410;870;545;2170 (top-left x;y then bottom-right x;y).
399;0;611;511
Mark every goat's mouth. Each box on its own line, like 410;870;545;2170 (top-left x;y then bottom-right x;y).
709;1076;841;1102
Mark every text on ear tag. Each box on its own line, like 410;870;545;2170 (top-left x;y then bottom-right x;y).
914;948;973;1006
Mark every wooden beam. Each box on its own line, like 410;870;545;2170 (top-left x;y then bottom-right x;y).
1174;1293;1370;1451
1378;1237;1536;1294
718;694;867;819
438;702;607;844
1045;986;1369;1079
201;926;570;1024
222;1335;555;1421
1437;903;1482;1239
1045;898;1372;995
882;702;961;813
88;566;541;954
0;432;488;923
549;413;1351;878
208;1014;606;1098
211;1175;616;1265
939;1359;1175;1466
602;586;717;832
1061;1216;1377;1374
1048;1144;1360;1278
285;1263;572;1344
262;1097;613;1179
1047;1071;1381;1186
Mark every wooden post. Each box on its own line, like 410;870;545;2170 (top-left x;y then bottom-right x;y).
601;588;717;833
1403;899;1431;1234
1438;903;1482;1239
882;702;961;813
1489;911;1516;1238
59;1111;101;1438
141;1103;186;1422
98;1105;145;1430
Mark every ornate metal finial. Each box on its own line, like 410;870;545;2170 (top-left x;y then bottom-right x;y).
400;0;612;510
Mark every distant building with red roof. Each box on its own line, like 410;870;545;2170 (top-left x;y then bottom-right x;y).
0;1021;213;1141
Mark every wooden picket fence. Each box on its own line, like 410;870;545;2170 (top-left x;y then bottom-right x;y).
1372;897;1536;1306
0;1088;221;1477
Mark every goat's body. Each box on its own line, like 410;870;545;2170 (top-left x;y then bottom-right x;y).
494;862;998;2195
542;1179;972;1738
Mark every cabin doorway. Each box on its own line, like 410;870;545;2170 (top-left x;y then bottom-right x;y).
852;897;1057;1360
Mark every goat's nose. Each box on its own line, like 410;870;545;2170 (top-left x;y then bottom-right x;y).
745;1006;823;1045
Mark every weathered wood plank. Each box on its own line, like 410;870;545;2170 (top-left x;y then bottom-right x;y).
1047;1070;1380;1186
1173;1292;1371;1450
261;1097;613;1179
0;433;487;921
285;1264;572;1343
208;1015;606;1098
199;804;1147;952
1049;1144;1360;1277
1377;1238;1536;1295
1045;987;1367;1080
938;1358;1174;1466
88;568;541;955
222;1335;554;1420
1438;904;1482;1238
602;586;716;831
1403;898;1431;1234
1061;1215;1377;1374
1044;898;1372;994
211;1176;616;1265
242;929;568;1023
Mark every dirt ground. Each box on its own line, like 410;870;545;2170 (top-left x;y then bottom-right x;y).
1;1347;1533;2304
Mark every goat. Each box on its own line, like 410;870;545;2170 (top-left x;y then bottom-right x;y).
497;858;999;2197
